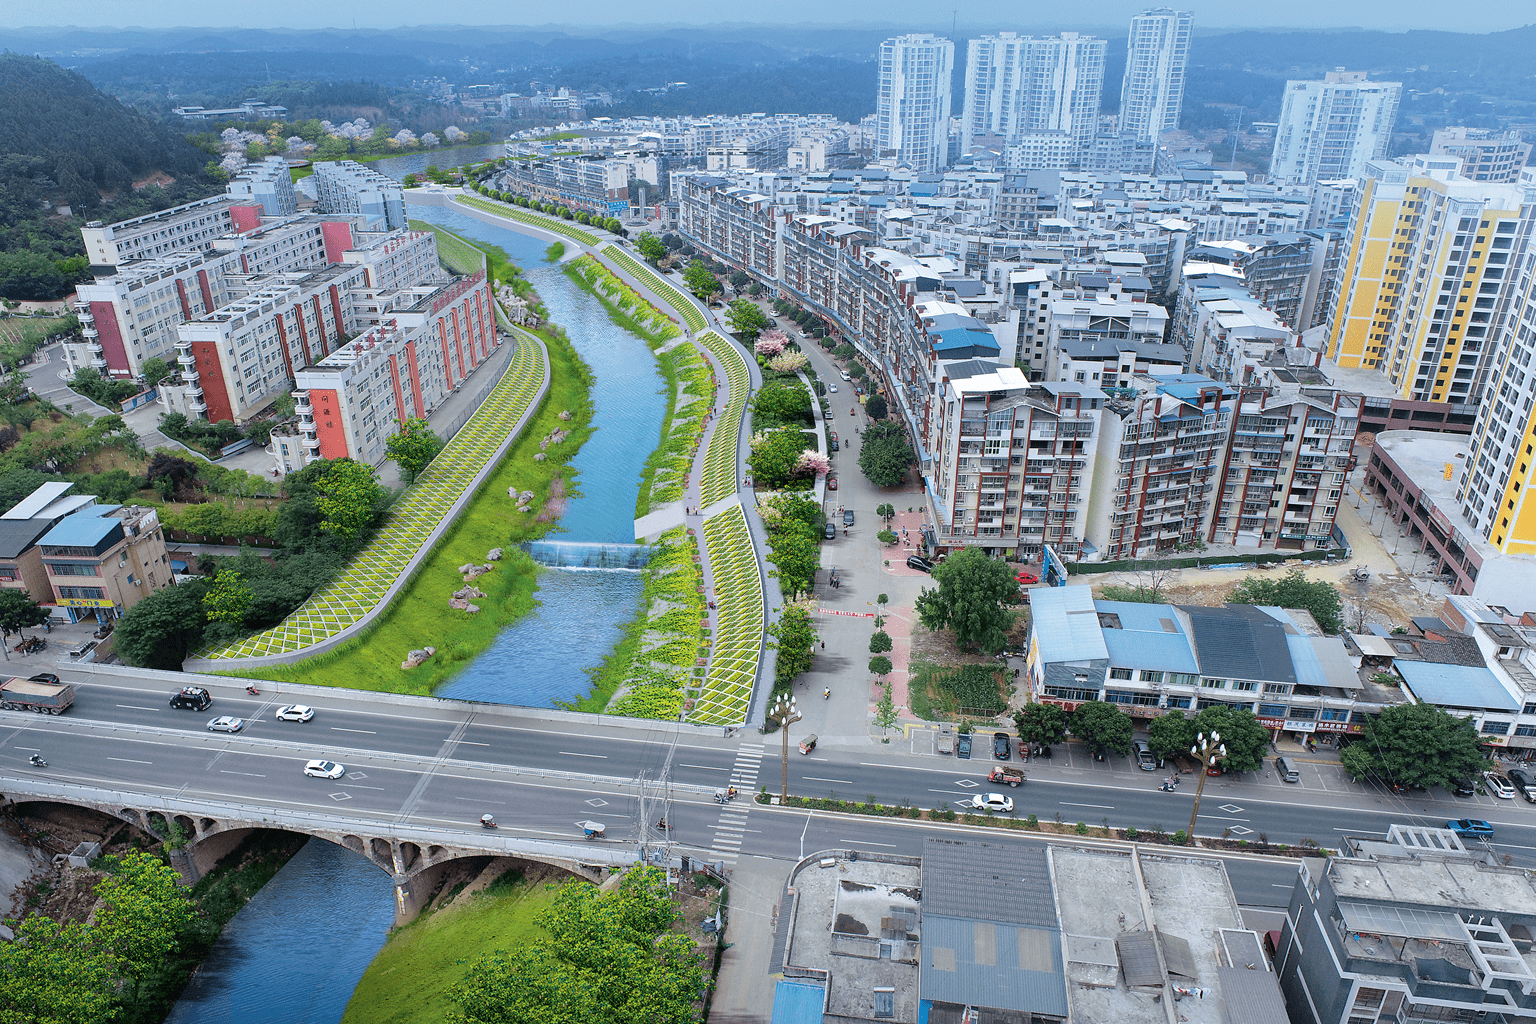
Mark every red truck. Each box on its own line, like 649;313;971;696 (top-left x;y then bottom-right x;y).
988;766;1026;787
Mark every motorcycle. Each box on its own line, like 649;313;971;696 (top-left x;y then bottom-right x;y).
28;755;46;768
655;819;673;832
245;686;260;696
823;687;831;700
479;815;498;829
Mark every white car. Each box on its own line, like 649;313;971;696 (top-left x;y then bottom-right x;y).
828;383;838;393
1485;771;1516;799
274;704;315;723
303;759;345;779
207;716;244;733
840;371;851;381
966;793;1015;814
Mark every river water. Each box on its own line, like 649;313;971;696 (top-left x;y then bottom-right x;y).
168;203;667;1020
365;143;507;180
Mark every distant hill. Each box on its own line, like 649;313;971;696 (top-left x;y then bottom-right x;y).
0;53;219;300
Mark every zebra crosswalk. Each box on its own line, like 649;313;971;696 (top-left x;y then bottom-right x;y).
708;742;763;861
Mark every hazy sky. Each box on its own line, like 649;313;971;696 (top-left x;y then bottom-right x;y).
13;0;1534;33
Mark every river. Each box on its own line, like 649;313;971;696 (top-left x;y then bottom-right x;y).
364;143;507;181
168;204;667;1020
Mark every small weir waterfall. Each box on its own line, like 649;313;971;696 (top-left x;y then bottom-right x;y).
523;540;653;569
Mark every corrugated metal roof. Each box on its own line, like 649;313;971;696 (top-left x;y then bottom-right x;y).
922;838;1055;926
0;519;54;559
1;482;73;520
1395;661;1518;712
1031;587;1108;664
1103;629;1198;673
1216;965;1291;1024
1117;930;1162;986
1181;604;1296;684
921;916;1068;1019
37;511;120;549
769;980;825;1024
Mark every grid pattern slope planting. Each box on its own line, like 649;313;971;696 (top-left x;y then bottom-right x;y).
203;333;546;659
600;244;707;333
696;330;750;508
454;194;600;247
423;225;488;276
695;504;763;725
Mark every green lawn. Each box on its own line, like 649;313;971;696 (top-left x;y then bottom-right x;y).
341;872;561;1024
242;328;594;692
455;194;600;247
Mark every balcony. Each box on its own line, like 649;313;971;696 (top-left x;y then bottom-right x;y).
90;356;108;370
80;325;98;340
187;396;207;413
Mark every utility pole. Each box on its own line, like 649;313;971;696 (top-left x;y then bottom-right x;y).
1229;107;1244;170
770;694;801;803
1187;730;1228;841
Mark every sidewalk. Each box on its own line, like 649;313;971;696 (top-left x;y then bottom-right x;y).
711;854;791;1024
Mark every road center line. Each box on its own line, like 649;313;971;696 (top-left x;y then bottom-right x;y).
681;764;728;771
560;751;607;758
457;741;490;746
109;757;152;764
1059;801;1115;809
840;839;897;847
219;770;265;777
331;728;377;734
116;704;159;712
803;776;854;785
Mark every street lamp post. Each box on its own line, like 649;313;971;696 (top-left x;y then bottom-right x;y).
770;694;802;803
1187;730;1228;842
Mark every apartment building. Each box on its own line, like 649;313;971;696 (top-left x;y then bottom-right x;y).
1182;232;1329;331
1118;8;1194;145
311;160;407;230
225;156;298;217
960;32;1106;163
498;153;660;214
1045;293;1169;379
929;367;1102;558
1324;156;1532;407
37;505;171;623
876;35;953;173
1052;338;1185;392
1277;826;1536;1024
276;273;497;472
1270;70;1402;187
1431;126;1533;184
1174;277;1293;382
80;196;243;269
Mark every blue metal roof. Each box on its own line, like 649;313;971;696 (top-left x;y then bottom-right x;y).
933;328;999;355
770;981;825;1024
1031;586;1108;663
1395;662;1519;712
38;511;120;548
1097;601;1199;673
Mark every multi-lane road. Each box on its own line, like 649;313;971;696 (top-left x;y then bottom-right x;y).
4;668;1533;906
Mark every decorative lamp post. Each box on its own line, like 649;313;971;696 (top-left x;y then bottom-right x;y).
1187;730;1227;841
770;694;802;803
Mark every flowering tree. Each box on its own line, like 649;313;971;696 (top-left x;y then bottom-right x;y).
754;333;788;357
444;125;467;143
219;152;246;175
391;129;419;148
795;451;831;477
422;132;441;148
768;351;808;374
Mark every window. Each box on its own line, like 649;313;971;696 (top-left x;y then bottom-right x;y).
1201;678;1226;689
1109;667;1133;680
874;989;895;1018
45;562;100;576
1045;686;1099;703
1232;680;1258;692
1481;720;1510;735
1164;696;1190;709
1139;670;1164;683
57;586;106;600
1168;673;1197;687
1258;703;1288;718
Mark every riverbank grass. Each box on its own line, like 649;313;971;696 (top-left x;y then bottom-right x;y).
341;871;560;1024
244;325;593;693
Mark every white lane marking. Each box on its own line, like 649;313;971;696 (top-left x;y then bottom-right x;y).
116;704;160;712
331;728;377;735
1060;801;1115;809
840;839;897;847
682;763;729;771
220;770;265;778
109;757;152;764
803;776;853;785
458;741;490;746
560;751;607;758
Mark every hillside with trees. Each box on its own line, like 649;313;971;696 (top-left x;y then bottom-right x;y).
0;54;220;300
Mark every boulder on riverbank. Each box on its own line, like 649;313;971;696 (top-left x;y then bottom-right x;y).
401;646;437;669
486;548;503;561
448;598;481;613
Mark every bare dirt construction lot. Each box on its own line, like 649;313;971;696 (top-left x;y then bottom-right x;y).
1086;560;1432;630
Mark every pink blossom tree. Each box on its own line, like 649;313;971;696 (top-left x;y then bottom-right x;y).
795;451;832;477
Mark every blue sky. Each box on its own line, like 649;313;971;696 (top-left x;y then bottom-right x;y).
13;1;1534;33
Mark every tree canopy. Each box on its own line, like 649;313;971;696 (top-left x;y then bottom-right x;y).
115;578;211;670
856;421;914;488
0;589;50;636
1340;702;1489;789
449;867;705;1024
682;261;721;301
1191;704;1271;774
1069;701;1135;756
1228;569;1343;634
725;298;770;339
385;417;444;485
313;458;385;549
750;381;812;428
634;232;667;263
914;547;1017;652
1014;703;1068;749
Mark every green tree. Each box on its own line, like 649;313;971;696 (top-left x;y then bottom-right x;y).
683;261;721;301
869;655;893;678
857;421;914;488
767;605;817;686
94;849;193;999
202;568;252;624
114;577;210;670
767;530;820;598
1192;704;1271;774
914;547;1017;651
869;630;893;653
725;298;770;339
385;417;445;484
0;589;50;639
449;867;704;1024
874;684;898;734
1014;703;1068;750
0;914;119;1024
1339;743;1376;782
140;356;173;389
315;458;384;550
1228;569;1343;634
1070;701;1135;757
748;428;810;489
751;382;812;427
1147;713;1195;760
875;503;895;522
634;231;667;263
1345;702;1489;790
1100;584;1167;603
877;529;897;545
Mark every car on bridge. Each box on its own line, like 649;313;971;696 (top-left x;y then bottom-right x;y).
206;716;244;733
1446;818;1494;839
275;705;315;723
303;760;345;779
965;793;1014;814
169;687;212;711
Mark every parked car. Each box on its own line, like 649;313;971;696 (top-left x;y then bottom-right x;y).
1446;818;1494;839
840;371;851;381
1015;570;1040;585
906;555;933;573
1506;767;1536;801
170;686;212;711
1484;771;1517;799
824;521;836;539
843;509;855;526
303;760;345;779
1451;777;1477;797
992;732;1011;760
207;716;245;734
966;793;1014;814
274;704;315;723
827;477;838;491
830;438;839;452
956;733;972;759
